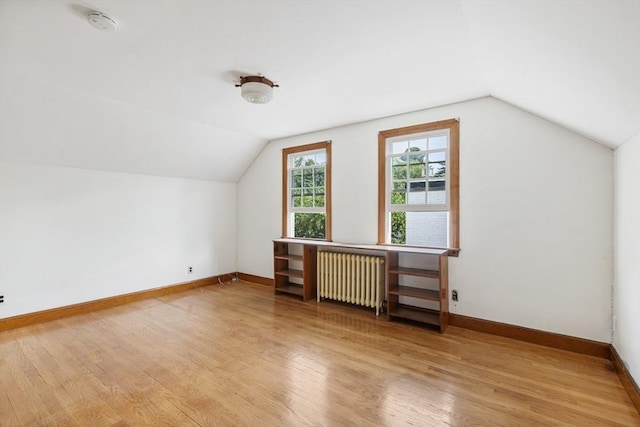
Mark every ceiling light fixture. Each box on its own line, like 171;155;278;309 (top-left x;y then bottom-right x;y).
87;11;118;32
235;75;279;104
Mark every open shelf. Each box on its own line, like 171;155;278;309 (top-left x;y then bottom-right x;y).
273;240;317;301
386;249;448;333
275;283;304;297
274;269;303;279
274;254;303;262
388;266;439;278
388;306;440;326
388;286;439;301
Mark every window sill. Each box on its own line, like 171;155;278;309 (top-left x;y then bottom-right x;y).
279;237;332;242
376;242;460;257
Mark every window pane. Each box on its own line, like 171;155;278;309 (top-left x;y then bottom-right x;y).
428;152;446;177
405;211;449;246
393;181;406;191
291;189;302;207
427;190;446;205
428;135;447;150
292;170;302;188
315;152;326;165
428;178;447;204
407;181;426;204
409;181;426;192
314;168;325;187
390;211;406;244
294;213;326;239
428;162;445;177
392;156;407;180
428;180;446;191
303;188;314;207
428;152;445;162
410;138;427;151
409;154;426;178
391;191;406;205
392;155;407;165
315;194;325;207
303;169;313;187
392;140;408;154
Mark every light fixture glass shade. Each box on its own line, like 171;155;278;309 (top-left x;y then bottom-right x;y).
241;82;273;104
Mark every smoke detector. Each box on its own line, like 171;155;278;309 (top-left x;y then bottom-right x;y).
87;11;118;32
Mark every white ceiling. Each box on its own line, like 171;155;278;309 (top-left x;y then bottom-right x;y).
1;0;639;182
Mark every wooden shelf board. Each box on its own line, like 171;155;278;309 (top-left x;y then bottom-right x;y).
274;269;304;278
274;254;303;262
389;286;440;301
388;306;440;326
273;238;449;256
389;267;439;278
275;284;304;297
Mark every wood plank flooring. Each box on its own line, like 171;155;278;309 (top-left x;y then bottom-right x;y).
1;281;638;426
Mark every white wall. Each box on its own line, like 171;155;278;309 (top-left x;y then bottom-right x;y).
613;132;640;385
0;72;265;183
237;97;613;342
0;162;236;318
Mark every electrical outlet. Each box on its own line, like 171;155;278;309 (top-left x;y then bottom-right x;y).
452;290;458;302
0;295;4;303
188;266;193;274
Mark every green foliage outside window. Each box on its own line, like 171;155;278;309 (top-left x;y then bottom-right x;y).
391;210;406;244
291;155;326;239
295;213;326;239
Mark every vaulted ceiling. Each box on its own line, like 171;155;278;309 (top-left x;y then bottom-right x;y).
1;1;639;182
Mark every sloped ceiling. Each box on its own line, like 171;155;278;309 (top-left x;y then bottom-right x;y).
0;0;638;182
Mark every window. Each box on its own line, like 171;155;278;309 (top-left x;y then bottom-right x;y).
282;141;331;240
378;119;459;252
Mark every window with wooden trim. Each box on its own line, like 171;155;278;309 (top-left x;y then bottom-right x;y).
378;119;459;252
282;141;332;240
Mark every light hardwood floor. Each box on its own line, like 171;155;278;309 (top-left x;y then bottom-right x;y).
1;281;638;426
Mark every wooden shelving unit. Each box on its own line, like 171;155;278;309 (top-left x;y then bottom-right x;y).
273;239;450;333
273;240;317;301
386;249;449;333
